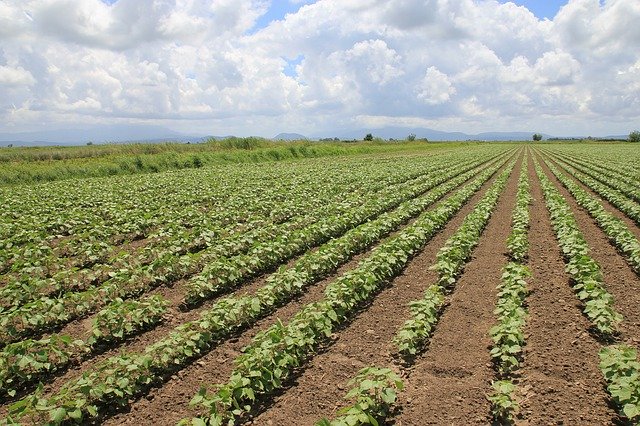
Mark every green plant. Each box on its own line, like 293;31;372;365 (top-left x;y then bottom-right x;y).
488;380;518;422
316;367;403;426
599;344;640;421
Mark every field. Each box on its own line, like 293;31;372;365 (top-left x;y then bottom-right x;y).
1;142;639;425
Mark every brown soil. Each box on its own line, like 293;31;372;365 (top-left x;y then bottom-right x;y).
250;152;520;426
516;150;618;424
542;151;640;241
390;151;522;425
98;153;515;425
535;151;640;348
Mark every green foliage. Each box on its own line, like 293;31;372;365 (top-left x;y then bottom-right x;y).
316;367;403;426
543;157;640;275
534;157;622;335
5;147;513;424
532;133;543;141
599;344;640;422
490;262;529;374
90;295;169;344
629;130;640;143
364;133;373;141
394;160;515;359
488;380;518;423
407;133;416;141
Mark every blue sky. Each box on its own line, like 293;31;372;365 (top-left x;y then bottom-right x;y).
501;1;568;19
2;0;639;139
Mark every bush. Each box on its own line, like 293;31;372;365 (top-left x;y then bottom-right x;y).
629;130;640;143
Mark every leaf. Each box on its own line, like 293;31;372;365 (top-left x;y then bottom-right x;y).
50;407;67;423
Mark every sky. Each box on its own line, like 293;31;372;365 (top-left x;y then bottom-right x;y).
0;0;639;138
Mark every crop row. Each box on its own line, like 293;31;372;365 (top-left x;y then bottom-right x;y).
0;151;503;401
544;150;640;203
488;156;532;423
599;344;640;422
0;295;169;398
544;154;640;226
0;155;494;345
4;152;513;424
174;159;515;425
533;155;622;336
393;160;515;359
541;156;640;275
315;367;403;426
1;155;438;279
1;156;445;305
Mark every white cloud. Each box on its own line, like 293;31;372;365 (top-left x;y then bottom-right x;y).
417;67;455;105
0;0;639;137
0;65;36;86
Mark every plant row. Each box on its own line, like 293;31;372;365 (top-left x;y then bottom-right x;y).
3;155;512;425
545;154;640;226
533;156;622;336
1;157;440;308
542;157;640;275
167;160;515;425
488;158;532;423
547;151;640;203
393;161;514;359
598;344;640;423
0;154;497;400
181;156;499;306
0;156;491;345
0;295;168;398
1;153;441;280
315;367;403;426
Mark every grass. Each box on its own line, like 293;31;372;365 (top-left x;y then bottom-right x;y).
0;138;472;186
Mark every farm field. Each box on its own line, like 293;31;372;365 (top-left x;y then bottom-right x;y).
1;142;640;425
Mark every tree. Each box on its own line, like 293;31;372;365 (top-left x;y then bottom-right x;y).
629;130;640;143
364;133;373;141
532;133;543;141
407;133;416;141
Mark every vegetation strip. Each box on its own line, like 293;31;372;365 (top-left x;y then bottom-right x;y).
599;344;640;422
0;295;169;398
0;154;498;399
547;151;640;203
541;155;640;275
393;160;515;360
488;156;532;423
3;155;511;424
315;367;403;426
177;160;515;425
0;155;497;345
533;155;622;336
542;152;640;226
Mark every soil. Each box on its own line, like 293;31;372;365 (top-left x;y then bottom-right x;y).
251;152;519;425
516;149;618;424
542;151;640;241
535;151;640;348
101;152;510;425
7;146;638;425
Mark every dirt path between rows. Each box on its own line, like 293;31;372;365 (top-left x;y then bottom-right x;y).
516;150;617;424
540;150;640;241
100;153;514;425
249;150;520;425
389;150;522;425
536;151;640;348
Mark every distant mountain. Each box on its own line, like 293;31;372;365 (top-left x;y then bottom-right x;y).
0;124;208;146
319;127;552;141
273;132;308;140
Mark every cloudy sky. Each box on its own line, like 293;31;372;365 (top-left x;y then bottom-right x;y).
1;0;639;138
